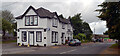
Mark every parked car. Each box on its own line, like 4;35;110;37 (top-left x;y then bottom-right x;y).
68;39;81;46
99;39;103;42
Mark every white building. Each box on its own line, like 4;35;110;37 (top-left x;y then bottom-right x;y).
15;6;73;46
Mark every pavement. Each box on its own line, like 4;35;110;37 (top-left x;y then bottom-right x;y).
2;42;115;54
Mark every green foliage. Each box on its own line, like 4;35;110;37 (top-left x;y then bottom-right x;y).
2;18;13;36
78;33;86;40
70;13;93;41
73;33;86;41
109;43;118;48
73;34;81;40
1;10;14;21
2;40;17;44
70;13;83;35
96;2;120;40
0;18;2;30
103;31;109;35
81;40;90;43
1;10;15;36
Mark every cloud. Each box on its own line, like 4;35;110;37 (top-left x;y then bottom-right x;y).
1;0;107;34
89;21;108;34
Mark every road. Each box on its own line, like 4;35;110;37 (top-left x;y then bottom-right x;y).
15;42;114;54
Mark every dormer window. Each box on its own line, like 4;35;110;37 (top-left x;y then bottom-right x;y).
54;15;57;18
25;15;38;26
52;18;58;28
67;24;70;29
62;23;65;29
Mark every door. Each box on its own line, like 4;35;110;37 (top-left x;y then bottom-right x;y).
61;33;65;44
29;31;34;45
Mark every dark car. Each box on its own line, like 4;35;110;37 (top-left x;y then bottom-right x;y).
68;39;81;46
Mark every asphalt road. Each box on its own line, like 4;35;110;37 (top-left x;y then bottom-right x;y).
18;42;114;54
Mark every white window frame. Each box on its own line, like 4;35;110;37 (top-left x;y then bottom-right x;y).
36;31;42;42
22;31;27;42
52;31;58;43
34;16;38;25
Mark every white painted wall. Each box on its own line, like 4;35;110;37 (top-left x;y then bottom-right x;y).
16;8;73;46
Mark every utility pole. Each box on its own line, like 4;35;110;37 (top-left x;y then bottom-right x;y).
94;22;96;39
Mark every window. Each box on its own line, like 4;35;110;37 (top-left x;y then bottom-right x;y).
25;16;30;25
52;31;58;43
34;16;38;25
62;23;65;29
30;16;34;25
67;24;70;29
36;31;42;42
22;31;27;42
25;15;38;26
55;19;58;26
52;19;57;27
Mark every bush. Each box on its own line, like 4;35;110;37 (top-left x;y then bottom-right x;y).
73;33;86;41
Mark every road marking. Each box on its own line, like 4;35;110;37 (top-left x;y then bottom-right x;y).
59;49;77;54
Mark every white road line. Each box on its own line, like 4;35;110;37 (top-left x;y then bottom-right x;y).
59;49;77;54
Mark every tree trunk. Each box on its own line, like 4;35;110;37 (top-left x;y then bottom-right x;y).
2;30;6;37
118;39;120;49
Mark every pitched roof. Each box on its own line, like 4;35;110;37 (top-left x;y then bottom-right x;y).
15;6;71;24
59;17;70;24
36;7;54;18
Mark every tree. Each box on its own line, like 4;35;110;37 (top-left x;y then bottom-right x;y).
70;13;83;35
0;18;2;30
2;10;14;22
73;33;86;41
82;22;93;41
70;13;93;41
1;10;15;36
96;2;120;48
103;31;108;35
2;18;13;36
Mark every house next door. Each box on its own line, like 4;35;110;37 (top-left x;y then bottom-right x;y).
29;31;34;45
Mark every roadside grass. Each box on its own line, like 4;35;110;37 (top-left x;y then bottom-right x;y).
81;40;90;43
2;40;16;44
109;43;118;49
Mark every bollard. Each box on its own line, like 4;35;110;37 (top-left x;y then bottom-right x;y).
27;44;30;47
19;43;21;46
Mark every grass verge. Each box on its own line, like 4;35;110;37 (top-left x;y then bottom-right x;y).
109;43;118;49
81;40;90;43
2;40;16;44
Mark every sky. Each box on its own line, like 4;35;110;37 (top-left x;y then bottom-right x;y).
0;0;109;34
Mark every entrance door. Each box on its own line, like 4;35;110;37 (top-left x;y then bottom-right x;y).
29;31;34;45
61;33;65;44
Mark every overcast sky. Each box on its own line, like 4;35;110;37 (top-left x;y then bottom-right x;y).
1;0;108;34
